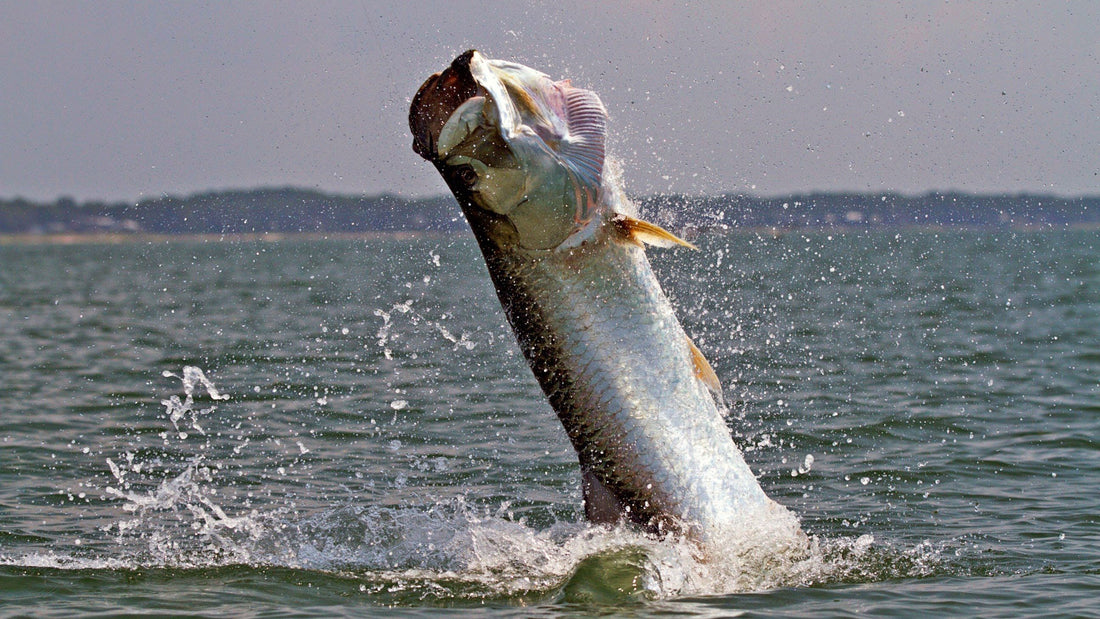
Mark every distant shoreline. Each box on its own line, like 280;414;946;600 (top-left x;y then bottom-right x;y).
0;230;450;246
3;188;1098;238
4;223;1096;247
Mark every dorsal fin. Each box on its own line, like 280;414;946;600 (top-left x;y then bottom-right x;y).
613;215;697;250
687;336;725;406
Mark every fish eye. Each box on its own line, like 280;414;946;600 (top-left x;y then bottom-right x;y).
453;164;478;188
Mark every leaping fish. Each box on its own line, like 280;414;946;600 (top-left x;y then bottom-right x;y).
409;50;803;551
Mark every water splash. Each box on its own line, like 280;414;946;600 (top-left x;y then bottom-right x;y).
374;299;477;356
159;366;229;437
86;367;281;566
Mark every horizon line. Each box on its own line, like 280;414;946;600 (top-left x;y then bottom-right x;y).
4;185;1099;205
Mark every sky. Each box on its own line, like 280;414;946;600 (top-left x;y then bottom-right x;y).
1;1;1097;202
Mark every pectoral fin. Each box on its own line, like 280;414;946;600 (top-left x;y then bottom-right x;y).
613;215;697;250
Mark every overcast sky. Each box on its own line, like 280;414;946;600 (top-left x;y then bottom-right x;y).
2;1;1097;202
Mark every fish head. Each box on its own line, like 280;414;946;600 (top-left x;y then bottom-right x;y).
410;50;608;250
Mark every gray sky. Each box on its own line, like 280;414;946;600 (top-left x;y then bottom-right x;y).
2;1;1097;202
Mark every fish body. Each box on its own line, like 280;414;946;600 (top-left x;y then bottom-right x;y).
410;51;801;547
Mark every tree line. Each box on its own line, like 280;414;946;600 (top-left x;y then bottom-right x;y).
1;187;1096;235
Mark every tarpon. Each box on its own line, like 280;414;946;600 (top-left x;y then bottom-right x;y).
409;51;803;550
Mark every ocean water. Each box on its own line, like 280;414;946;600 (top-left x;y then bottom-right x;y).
0;229;1096;617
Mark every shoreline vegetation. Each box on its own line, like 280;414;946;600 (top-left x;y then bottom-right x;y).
1;187;1097;244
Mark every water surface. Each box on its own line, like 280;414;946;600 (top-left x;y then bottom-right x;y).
1;230;1097;616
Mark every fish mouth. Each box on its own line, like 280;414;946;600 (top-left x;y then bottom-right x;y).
409;50;610;250
409;50;481;164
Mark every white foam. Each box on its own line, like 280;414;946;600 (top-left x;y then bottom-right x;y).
1;497;918;599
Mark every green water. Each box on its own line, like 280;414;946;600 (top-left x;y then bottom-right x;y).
0;230;1096;617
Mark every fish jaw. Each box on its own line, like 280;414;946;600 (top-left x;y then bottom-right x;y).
410;50;608;251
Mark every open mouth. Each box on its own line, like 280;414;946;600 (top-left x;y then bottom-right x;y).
409;51;612;249
409;50;481;163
